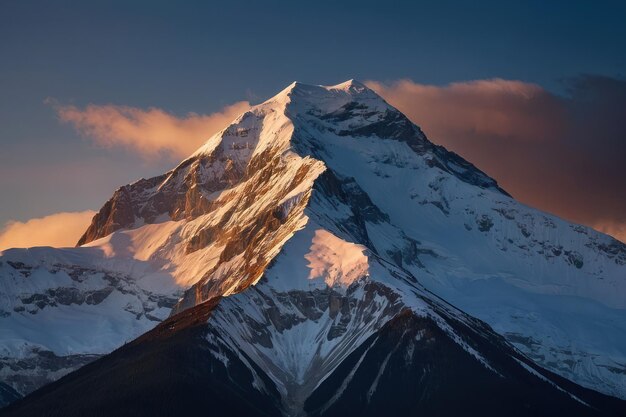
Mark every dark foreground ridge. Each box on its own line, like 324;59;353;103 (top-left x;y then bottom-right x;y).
2;299;625;417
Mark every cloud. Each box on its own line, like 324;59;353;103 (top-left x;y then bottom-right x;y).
0;211;96;251
593;221;626;245
367;76;626;243
55;101;251;159
366;79;566;142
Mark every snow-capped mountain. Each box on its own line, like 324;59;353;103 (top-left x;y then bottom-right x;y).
1;80;625;414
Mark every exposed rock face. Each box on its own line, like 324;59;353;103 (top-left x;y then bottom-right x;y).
77;150;242;246
171;154;325;313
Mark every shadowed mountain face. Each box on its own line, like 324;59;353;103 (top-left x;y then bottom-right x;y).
2;295;625;417
1;80;625;414
0;386;20;410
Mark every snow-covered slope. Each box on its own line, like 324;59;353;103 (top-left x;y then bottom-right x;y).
1;80;625;408
0;245;181;398
3;243;625;416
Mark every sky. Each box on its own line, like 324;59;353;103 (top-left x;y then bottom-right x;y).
1;0;625;247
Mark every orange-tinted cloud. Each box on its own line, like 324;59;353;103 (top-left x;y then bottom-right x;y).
366;79;566;142
0;211;96;251
367;76;626;243
56;101;250;159
593;221;626;246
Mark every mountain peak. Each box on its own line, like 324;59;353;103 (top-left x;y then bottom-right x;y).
3;79;626;411
326;78;368;92
267;79;381;109
78;79;508;247
282;79;369;92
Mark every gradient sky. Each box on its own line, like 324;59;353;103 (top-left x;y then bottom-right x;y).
1;0;625;245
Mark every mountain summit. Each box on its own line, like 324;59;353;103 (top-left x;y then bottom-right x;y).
77;80;504;247
1;80;625;415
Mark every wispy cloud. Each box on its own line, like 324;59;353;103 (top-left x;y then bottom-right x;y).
0;211;97;251
55;101;250;159
367;76;626;243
